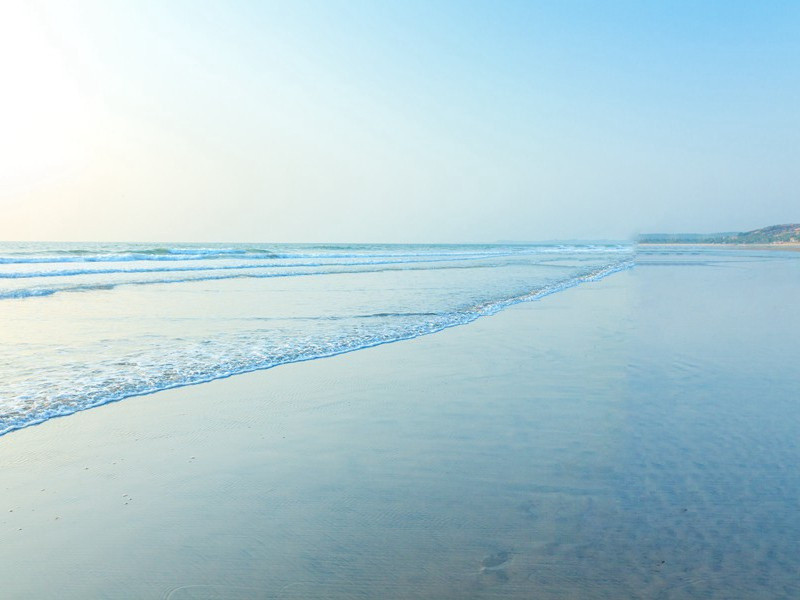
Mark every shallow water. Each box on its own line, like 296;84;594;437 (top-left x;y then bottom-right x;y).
1;245;799;599
163;245;798;600
0;242;631;435
207;245;799;600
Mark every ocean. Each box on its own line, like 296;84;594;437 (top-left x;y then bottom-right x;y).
1;243;799;598
0;242;632;436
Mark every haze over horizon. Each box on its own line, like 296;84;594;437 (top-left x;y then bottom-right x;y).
1;1;797;243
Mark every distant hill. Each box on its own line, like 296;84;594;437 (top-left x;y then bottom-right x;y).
639;224;800;244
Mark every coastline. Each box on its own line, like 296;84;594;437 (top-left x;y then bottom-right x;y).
2;253;799;599
2;270;634;599
638;242;800;251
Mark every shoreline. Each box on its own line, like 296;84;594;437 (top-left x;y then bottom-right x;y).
638;242;800;250
0;258;633;439
2;271;635;598
2;252;800;598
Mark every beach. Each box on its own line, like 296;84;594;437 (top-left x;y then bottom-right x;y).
5;0;799;596
2;246;799;599
638;242;800;251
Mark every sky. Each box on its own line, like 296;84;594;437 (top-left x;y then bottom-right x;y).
1;0;798;243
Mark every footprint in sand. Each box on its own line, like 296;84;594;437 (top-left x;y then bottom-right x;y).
481;551;512;580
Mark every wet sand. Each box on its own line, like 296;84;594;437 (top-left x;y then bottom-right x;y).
1;251;799;599
639;242;800;251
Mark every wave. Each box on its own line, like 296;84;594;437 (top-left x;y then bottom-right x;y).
0;259;526;300
0;250;276;264
0;253;506;280
0;244;631;265
0;259;633;437
134;247;278;256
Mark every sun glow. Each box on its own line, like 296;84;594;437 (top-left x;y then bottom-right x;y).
0;1;93;204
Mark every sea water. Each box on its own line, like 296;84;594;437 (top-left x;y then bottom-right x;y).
1;244;799;599
0;242;632;435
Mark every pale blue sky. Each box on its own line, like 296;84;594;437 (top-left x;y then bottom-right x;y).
1;0;797;242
